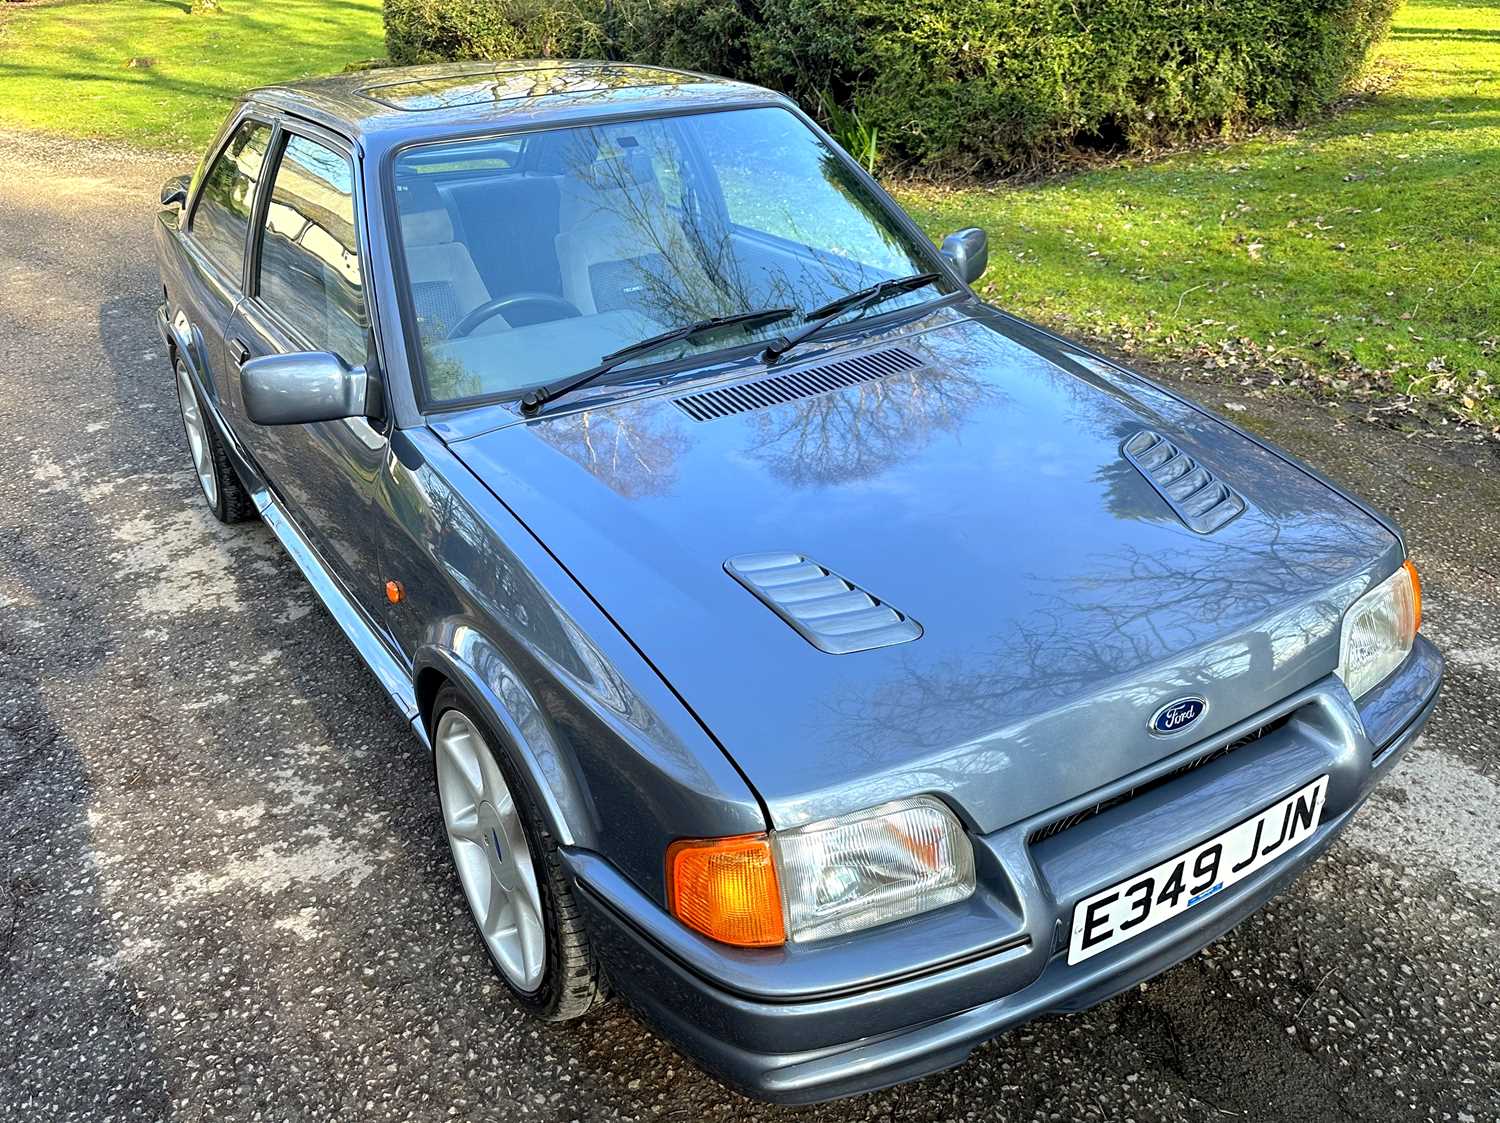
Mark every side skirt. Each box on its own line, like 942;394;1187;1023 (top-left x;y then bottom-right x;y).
252;488;420;723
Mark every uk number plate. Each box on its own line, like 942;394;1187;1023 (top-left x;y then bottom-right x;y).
1067;775;1329;965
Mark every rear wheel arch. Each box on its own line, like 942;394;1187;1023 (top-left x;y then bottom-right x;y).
165;314;211;389
174;355;253;524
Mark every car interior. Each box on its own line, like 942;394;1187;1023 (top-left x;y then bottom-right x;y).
391;112;898;399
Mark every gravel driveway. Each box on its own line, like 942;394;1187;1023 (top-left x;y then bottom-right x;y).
1;130;1496;1123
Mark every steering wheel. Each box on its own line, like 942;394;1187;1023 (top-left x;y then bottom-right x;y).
448;293;580;338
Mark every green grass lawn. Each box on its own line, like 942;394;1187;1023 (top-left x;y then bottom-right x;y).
898;0;1500;430
0;0;384;150
2;0;1494;427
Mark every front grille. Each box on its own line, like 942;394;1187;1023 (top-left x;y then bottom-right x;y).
1028;713;1293;845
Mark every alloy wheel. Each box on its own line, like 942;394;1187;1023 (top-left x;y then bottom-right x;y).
434;710;547;991
175;364;218;509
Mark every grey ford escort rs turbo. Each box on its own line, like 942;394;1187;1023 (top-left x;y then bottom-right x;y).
153;60;1443;1103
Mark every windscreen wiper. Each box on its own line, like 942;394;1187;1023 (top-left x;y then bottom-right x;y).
519;306;796;415
760;273;942;364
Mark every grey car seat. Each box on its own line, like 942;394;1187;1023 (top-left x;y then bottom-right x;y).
396;180;500;337
552;140;719;320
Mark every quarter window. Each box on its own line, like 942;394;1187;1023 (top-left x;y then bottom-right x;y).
256;134;367;364
190;120;272;280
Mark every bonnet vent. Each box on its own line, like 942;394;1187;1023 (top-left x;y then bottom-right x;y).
725;552;922;654
674;347;923;421
1123;430;1246;534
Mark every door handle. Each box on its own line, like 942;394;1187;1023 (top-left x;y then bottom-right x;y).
230;339;250;367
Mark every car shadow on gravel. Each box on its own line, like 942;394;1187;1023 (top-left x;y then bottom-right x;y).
1117;964;1380;1120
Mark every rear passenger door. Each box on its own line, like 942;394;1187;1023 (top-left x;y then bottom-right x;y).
174;114;273;403
224;121;392;624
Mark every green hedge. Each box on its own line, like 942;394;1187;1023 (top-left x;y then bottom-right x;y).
383;0;1398;174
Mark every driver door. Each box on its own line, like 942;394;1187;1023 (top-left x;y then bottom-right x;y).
223;121;391;624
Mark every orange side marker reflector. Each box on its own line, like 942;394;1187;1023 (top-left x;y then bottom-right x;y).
1403;559;1422;633
667;833;785;947
385;580;404;605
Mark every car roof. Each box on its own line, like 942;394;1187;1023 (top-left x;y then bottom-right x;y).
246;60;787;148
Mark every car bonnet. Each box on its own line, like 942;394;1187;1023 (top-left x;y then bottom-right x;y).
443;312;1400;833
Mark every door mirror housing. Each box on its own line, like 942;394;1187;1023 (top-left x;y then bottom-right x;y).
940;227;989;285
241;351;370;426
160;174;191;209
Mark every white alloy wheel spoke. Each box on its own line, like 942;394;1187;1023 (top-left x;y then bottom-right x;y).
482;870;516;936
515;894;546;979
435;709;548;992
176;366;218;507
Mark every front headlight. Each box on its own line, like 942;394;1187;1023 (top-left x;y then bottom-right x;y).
1336;559;1422;701
666;797;977;947
773;797;976;943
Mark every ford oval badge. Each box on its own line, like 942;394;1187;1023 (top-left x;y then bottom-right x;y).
1150;696;1208;737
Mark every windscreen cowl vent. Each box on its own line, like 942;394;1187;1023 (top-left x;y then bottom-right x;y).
725;552;922;654
1123;430;1246;534
674;347;924;421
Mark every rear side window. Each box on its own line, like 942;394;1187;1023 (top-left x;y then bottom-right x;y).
190;119;272;281
255;134;366;364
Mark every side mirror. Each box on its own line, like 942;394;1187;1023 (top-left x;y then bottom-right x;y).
241;351;369;426
160;174;191;209
940;227;989;285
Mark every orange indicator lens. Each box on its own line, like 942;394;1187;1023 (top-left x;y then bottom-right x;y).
666;834;786;947
1403;559;1422;634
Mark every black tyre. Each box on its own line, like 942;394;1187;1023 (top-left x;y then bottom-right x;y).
174;357;252;524
430;684;608;1021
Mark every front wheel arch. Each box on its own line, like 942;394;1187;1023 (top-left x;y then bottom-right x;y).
430;683;609;1020
412;645;595;851
415;665;447;735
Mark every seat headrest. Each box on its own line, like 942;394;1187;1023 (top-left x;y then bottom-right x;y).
401;207;456;245
555;148;667;233
579;148;656;194
533;126;659;187
395;178;457;245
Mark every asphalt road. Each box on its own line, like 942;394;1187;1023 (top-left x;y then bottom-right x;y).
1;130;1497;1123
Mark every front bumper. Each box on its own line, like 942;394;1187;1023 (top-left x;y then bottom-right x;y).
563;637;1442;1104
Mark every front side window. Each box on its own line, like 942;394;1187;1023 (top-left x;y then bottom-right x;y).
190;119;272;281
255;134;366;364
391;106;953;405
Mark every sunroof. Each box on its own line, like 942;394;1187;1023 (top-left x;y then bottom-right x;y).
362;64;705;112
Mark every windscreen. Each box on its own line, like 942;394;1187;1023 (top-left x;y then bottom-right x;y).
391;106;952;405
